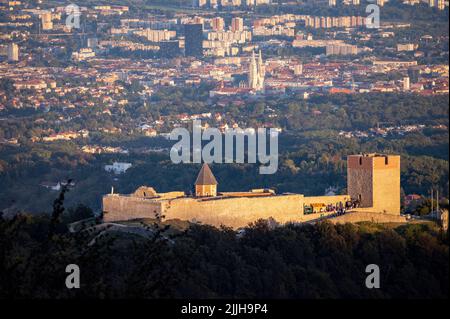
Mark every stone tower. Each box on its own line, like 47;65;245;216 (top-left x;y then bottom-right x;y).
347;154;400;215
195;163;218;197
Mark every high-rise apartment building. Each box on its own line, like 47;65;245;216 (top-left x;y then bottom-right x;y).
211;17;225;31
326;44;358;56
184;23;204;57
231;17;244;32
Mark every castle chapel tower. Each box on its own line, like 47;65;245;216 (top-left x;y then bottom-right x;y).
195;163;218;197
347;154;400;215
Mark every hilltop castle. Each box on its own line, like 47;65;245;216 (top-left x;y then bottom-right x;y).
102;154;402;228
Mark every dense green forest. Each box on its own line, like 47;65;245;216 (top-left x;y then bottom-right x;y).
0;194;448;298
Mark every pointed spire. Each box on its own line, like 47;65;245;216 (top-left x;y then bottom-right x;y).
249;50;258;89
256;49;265;90
195;163;218;185
258;50;264;71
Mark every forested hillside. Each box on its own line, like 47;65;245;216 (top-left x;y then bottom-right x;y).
1;200;448;298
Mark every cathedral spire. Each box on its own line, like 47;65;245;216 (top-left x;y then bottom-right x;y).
248;49;264;91
257;49;265;90
248;50;258;90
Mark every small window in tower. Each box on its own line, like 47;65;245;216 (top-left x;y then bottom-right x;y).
359;157;362;165
385;157;389;165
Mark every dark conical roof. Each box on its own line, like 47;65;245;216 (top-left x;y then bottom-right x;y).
195;163;218;185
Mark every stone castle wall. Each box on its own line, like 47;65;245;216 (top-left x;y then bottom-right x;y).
103;195;163;222
162;194;305;229
103;193;359;228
